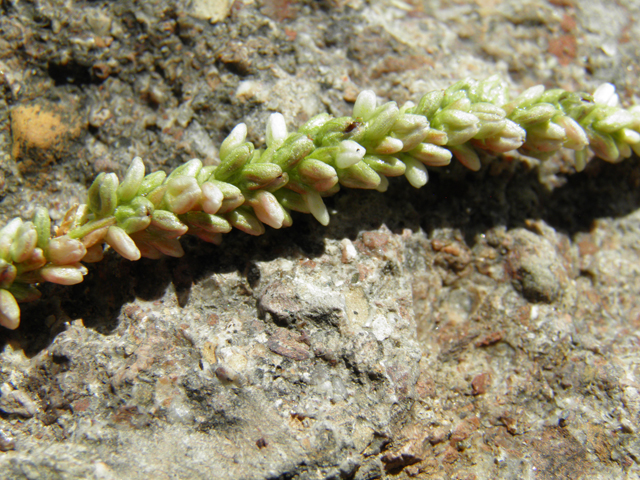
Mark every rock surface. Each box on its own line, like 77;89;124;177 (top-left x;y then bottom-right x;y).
1;0;640;478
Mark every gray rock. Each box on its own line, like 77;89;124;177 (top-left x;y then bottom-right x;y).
1;0;640;479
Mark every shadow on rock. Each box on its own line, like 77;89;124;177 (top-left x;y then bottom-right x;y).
2;155;639;354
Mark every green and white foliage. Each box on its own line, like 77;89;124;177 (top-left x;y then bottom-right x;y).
2;76;640;329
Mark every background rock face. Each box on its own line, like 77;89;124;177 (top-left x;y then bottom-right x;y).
1;0;640;478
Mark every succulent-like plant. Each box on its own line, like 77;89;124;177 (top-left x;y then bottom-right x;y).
1;75;639;330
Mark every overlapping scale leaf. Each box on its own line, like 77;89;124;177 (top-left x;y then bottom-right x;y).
4;77;640;330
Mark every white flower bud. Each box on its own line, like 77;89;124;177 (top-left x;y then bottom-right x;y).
399;100;415;113
353;90;377;120
251;191;286;229
0;218;23;261
266;113;287;149
219;123;248;161
10;222;37;264
106;226;141;261
201;182;224;215
336;140;366;169
81;225;110;249
410;144;452;166
403;157;428;188
573;148;588;172
619;128;640;145
40;263;88;286
164;176;202;214
589;131;619;163
451;145;481;171
47;235;87;265
304;191;329;226
593;83;618;107
17;248;47;273
372;137;404;155
376;174;389;193
0;289;20;330
169;158;203;180
502;119;527;139
555;116;589;150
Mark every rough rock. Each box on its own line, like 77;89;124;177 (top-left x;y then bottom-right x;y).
1;0;640;479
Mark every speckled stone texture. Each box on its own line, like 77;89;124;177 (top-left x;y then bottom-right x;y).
1;0;640;479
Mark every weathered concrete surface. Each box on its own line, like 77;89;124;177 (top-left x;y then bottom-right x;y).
1;0;640;478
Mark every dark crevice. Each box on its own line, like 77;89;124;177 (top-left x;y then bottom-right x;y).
48;60;104;87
